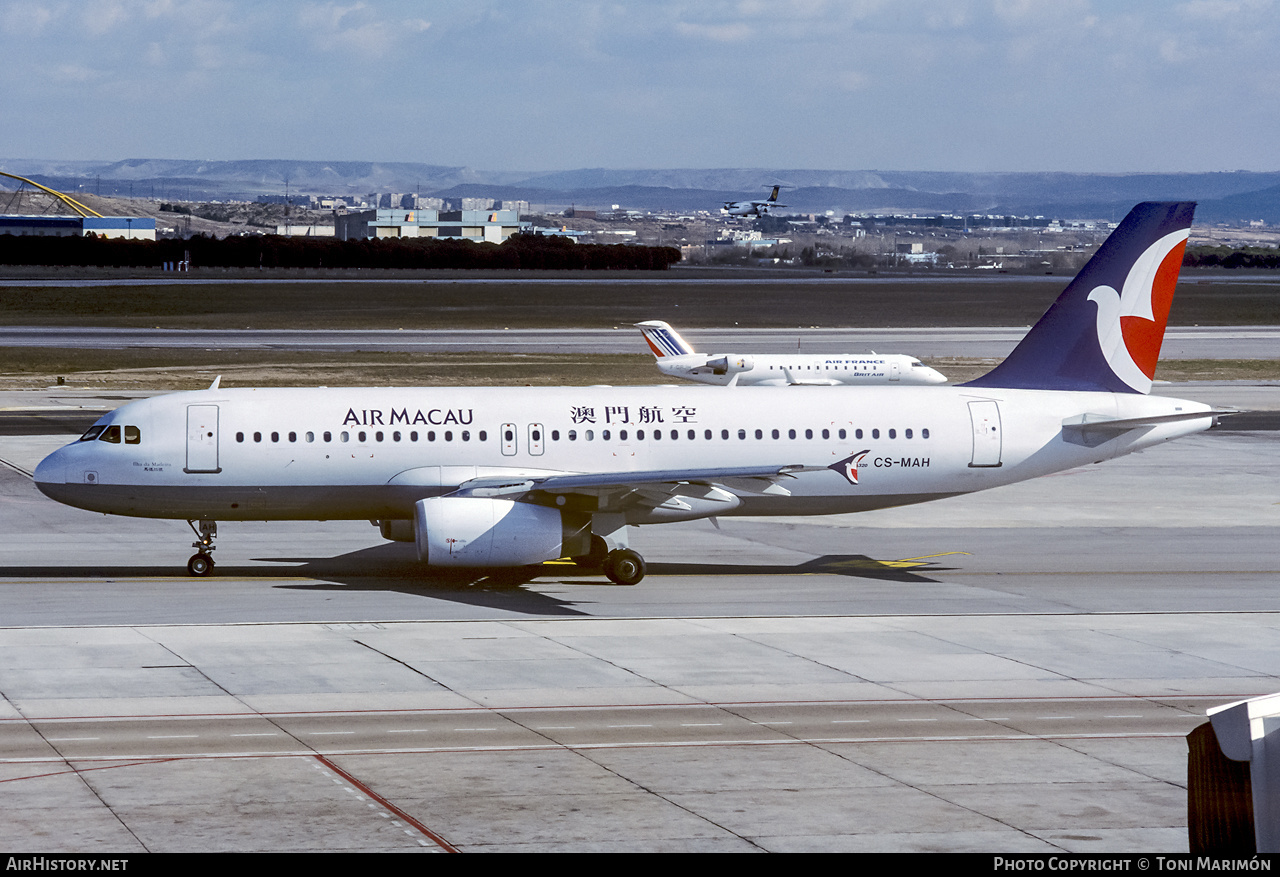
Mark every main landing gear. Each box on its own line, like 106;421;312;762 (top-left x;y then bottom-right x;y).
602;548;646;586
186;519;217;577
570;535;646;585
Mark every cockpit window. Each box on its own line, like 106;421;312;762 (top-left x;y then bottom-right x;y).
99;425;121;443
79;425;105;442
124;425;140;444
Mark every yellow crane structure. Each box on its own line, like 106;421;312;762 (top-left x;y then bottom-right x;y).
0;170;103;218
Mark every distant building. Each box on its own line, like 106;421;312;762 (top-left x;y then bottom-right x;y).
335;208;527;243
0;215;156;240
275;224;335;237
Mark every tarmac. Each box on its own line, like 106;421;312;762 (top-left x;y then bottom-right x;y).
0;381;1276;852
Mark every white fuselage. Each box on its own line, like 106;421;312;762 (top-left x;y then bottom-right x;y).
34;384;1211;525
654;353;948;386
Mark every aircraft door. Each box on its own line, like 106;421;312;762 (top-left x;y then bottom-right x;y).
528;423;545;456
185;405;221;473
889;361;901;381
968;400;1002;468
501;423;517;456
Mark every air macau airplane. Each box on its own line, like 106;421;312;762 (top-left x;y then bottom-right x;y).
35;202;1215;585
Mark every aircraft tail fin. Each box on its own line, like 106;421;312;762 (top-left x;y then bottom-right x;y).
636;321;696;358
963;201;1195;394
767;185;781;202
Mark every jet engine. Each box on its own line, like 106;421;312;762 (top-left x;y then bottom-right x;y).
413;496;587;567
702;355;754;376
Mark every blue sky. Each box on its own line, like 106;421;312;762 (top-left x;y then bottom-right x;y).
1;0;1277;173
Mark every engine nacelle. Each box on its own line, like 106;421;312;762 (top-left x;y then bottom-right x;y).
703;355;754;376
414;496;584;567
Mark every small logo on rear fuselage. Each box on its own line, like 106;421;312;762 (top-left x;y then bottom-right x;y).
829;449;871;485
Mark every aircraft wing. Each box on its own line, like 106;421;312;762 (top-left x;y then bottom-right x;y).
782;367;839;386
451;464;807;513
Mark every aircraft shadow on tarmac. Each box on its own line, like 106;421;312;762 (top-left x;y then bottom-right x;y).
261;544;955;616
0;544;955;617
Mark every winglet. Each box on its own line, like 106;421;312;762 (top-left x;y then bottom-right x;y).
635;321;696;358
964;202;1195;394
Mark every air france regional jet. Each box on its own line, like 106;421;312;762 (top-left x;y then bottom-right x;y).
637;320;948;386
723;185;785;217
35;203;1217;586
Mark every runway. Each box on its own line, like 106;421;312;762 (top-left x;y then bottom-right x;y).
1;324;1279;359
0;382;1276;851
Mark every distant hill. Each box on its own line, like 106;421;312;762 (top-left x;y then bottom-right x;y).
2;159;1277;222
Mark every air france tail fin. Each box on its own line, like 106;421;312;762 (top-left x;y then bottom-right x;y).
636;321;697;358
964;201;1195;394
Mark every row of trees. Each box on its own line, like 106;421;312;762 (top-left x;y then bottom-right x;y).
0;232;682;271
1183;246;1280;270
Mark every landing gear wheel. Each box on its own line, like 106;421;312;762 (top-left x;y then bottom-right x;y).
187;553;215;577
571;535;610;570
603;548;646;585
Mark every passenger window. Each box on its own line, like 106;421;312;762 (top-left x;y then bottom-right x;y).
856;429;863;439
905;429;913;439
236;432;245;443
585;430;594;441
254;431;262;443
393;431;401;442
271;432;280;443
306;432;315;442
410;431;418;441
872;429;880;439
838;429;846;439
923;428;930;439
99;425;121;443
479;430;487;441
323;431;332;442
288;432;297;443
124;426;141;444
462;431;470;442
444;431;453;441
821;429;829;439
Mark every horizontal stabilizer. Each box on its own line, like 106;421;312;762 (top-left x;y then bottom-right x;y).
1061;408;1221;447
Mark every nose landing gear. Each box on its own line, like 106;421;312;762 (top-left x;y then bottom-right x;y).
186;519;217;577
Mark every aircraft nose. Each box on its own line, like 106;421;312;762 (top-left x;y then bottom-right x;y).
33;446;66;486
927;368;948;384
